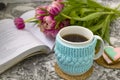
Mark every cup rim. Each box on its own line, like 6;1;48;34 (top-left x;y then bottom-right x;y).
57;26;94;45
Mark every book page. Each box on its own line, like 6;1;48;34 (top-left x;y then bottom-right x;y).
0;19;50;65
20;10;55;50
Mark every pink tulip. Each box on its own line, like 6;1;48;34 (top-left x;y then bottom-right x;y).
14;18;25;29
42;15;56;30
35;6;48;21
47;1;64;16
39;15;58;38
44;29;59;38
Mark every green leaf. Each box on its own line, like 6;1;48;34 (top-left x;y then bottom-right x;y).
102;15;112;44
69;10;80;19
70;19;75;24
80;8;96;15
87;0;104;8
61;5;74;15
55;14;65;22
75;0;87;4
55;5;73;21
67;0;87;4
101;15;111;37
88;18;105;32
103;26;110;44
77;21;84;26
85;21;92;27
72;12;114;21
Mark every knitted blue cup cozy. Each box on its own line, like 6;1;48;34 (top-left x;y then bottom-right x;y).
54;35;97;75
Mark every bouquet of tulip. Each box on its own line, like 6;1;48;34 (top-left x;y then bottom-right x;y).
14;0;120;44
14;0;70;38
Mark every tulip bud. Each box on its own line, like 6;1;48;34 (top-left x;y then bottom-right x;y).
14;18;25;29
47;1;64;16
35;6;48;21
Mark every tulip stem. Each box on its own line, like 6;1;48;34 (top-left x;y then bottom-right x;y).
60;13;72;19
24;17;37;22
55;21;60;29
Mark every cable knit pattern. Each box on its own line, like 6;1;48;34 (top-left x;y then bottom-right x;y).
54;35;97;75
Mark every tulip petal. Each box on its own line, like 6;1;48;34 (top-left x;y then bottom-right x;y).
14;18;25;29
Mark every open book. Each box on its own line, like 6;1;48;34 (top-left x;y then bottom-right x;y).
0;10;55;74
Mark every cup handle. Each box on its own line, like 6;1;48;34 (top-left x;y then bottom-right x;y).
94;35;104;60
